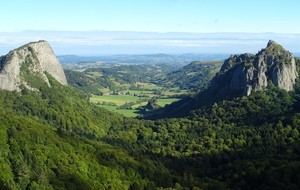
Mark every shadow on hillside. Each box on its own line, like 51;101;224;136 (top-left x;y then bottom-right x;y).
101;135;300;189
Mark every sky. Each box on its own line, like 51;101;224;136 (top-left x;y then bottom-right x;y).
0;0;300;55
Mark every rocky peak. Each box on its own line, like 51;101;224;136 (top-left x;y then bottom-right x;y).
267;39;279;47
212;40;298;96
220;53;255;73
0;40;67;91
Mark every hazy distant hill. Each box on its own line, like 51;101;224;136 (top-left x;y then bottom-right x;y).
58;54;228;66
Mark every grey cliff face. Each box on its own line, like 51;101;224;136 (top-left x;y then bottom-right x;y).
212;40;298;96
0;40;67;91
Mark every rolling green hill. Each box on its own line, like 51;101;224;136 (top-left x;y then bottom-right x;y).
65;64;178;95
159;61;223;90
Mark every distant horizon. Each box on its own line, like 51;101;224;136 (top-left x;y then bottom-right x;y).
56;51;300;57
1;31;300;56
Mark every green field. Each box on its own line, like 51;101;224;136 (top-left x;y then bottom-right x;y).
127;90;155;97
164;91;186;96
98;105;140;117
90;94;140;106
91;95;180;117
74;69;86;72
137;83;163;90
156;98;180;107
91;84;183;117
99;88;110;95
131;101;148;109
87;71;102;78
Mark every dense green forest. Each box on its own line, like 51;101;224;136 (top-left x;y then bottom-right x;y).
158;61;222;90
64;69;113;96
1;57;300;189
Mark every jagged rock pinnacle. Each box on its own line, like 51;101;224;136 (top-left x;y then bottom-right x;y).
212;40;298;96
0;40;67;91
267;40;279;47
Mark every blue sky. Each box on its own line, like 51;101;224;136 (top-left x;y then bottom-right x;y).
1;0;300;33
0;0;300;55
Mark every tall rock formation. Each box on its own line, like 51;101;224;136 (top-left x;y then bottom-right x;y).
212;40;298;96
0;40;67;91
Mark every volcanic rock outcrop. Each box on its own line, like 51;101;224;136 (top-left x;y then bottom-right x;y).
212;40;298;96
0;40;67;91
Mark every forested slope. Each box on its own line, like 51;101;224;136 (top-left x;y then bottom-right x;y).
1;49;300;189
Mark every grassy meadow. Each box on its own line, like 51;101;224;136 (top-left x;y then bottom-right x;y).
90;83;183;117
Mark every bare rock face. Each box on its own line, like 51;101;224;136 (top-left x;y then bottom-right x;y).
212;40;298;96
0;40;67;91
